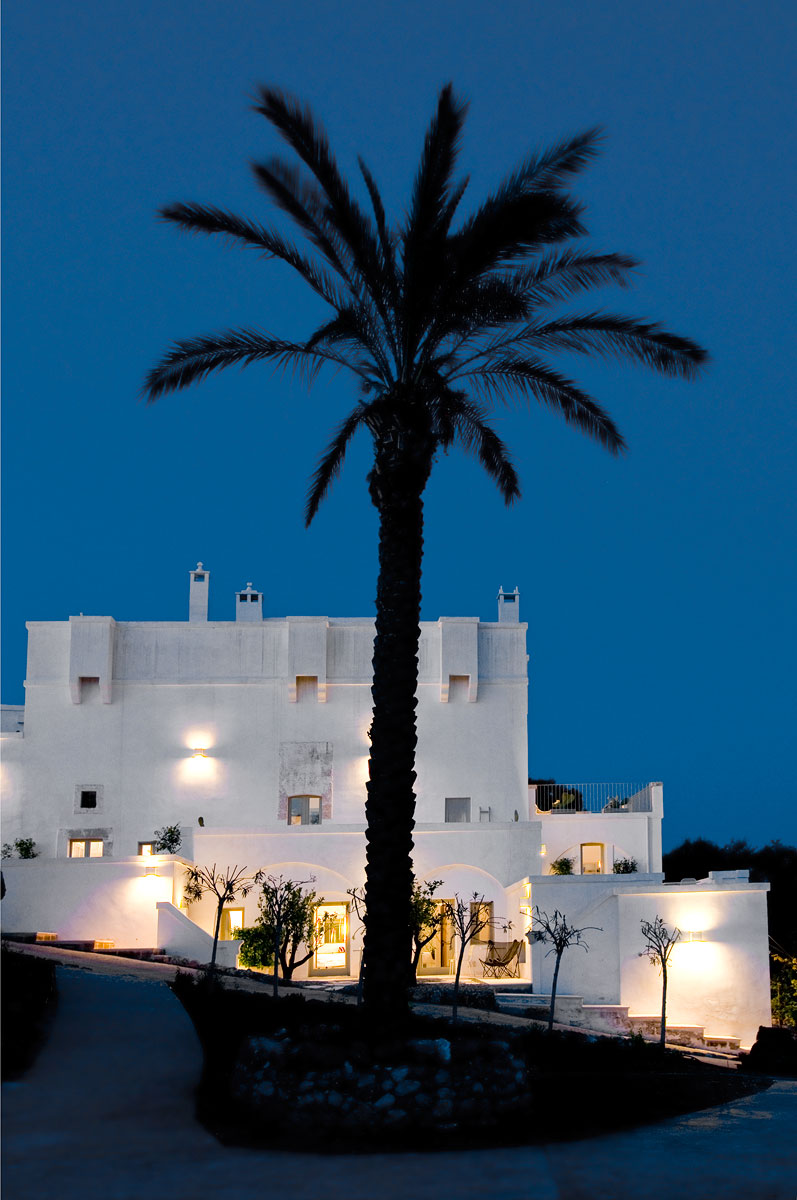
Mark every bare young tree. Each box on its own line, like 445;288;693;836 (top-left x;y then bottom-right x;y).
183;863;260;971
532;907;600;1032
409;877;444;985
444;893;498;1022
639;915;681;1048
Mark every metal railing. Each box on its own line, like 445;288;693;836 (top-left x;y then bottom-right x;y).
529;782;652;815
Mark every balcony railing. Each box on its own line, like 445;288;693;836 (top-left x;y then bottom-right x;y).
530;782;652;815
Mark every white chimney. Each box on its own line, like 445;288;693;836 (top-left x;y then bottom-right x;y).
189;563;209;622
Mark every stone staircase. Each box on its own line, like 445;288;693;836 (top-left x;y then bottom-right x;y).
495;993;741;1051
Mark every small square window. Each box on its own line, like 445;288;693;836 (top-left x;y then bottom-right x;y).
79;790;97;810
288;795;322;826
239;594;247;603
296;676;318;702
138;842;155;857
250;593;259;602
445;797;471;823
194;574;205;582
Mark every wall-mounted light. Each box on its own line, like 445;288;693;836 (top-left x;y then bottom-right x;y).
540;844;547;857
143;864;160;878
682;930;705;943
191;748;208;759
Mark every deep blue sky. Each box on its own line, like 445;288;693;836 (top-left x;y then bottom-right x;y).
3;1;795;850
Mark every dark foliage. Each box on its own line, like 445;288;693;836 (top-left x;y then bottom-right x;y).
741;1025;797;1077
170;973;766;1152
1;949;58;1079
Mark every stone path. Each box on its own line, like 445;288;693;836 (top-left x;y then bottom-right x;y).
2;955;796;1200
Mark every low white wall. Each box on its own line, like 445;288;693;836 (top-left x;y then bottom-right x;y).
0;857;184;946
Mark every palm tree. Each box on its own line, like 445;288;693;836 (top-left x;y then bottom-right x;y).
144;84;706;1023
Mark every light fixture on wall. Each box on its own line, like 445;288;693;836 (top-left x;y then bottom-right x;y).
143;864;160;878
191;748;208;758
682;930;705;943
540;844;547;857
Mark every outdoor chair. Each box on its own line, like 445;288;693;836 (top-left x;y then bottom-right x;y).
481;939;523;979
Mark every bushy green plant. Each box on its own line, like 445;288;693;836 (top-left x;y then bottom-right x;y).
238;924;276;970
154;824;182;853
771;954;797;1028
549;856;574;876
613;857;638;874
1;838;39;860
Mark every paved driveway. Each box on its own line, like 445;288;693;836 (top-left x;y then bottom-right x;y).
2;959;796;1200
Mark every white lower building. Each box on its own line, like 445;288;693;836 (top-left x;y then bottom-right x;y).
0;565;770;1047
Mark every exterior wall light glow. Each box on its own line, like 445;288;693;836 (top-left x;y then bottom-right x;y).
540;844;547;856
191;748;208;758
683;930;705;943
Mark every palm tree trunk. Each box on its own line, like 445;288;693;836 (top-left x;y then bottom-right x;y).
362;435;430;1023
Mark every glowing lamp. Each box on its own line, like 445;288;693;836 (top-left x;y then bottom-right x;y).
682;930;705;943
191;748;208;759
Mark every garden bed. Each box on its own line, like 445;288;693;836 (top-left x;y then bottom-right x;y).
172;971;770;1152
1;946;58;1079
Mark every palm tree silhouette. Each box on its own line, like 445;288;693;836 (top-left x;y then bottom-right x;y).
145;84;706;1021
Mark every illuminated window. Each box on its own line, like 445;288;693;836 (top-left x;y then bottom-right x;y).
288;795;322;826
138;842;155;857
470;900;494;943
69;839;103;858
580;843;604;874
220;908;245;940
445;797;471;823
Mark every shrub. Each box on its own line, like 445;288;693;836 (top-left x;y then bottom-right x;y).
549;856;574;876
613;857;638;874
2;838;38;859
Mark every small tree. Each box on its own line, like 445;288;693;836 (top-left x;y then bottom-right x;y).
183;863;259;971
639;915;681;1048
245;875;320;990
409;877;443;984
154;824;182;853
532;907;600;1032
256;874;318;997
443;893;497;1022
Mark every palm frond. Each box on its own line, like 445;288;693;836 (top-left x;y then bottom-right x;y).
515;313;708;377
159;202;345;308
450;189;586;284
143;328;362;401
461;356;626;453
305;306;393;383
305;405;371;525
251;159;350;278
253;87;387;308
440;395;521;503
505;251;638;309
405;83;468;243
499;127;603;195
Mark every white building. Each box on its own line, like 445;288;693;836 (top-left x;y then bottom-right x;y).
0;566;770;1046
